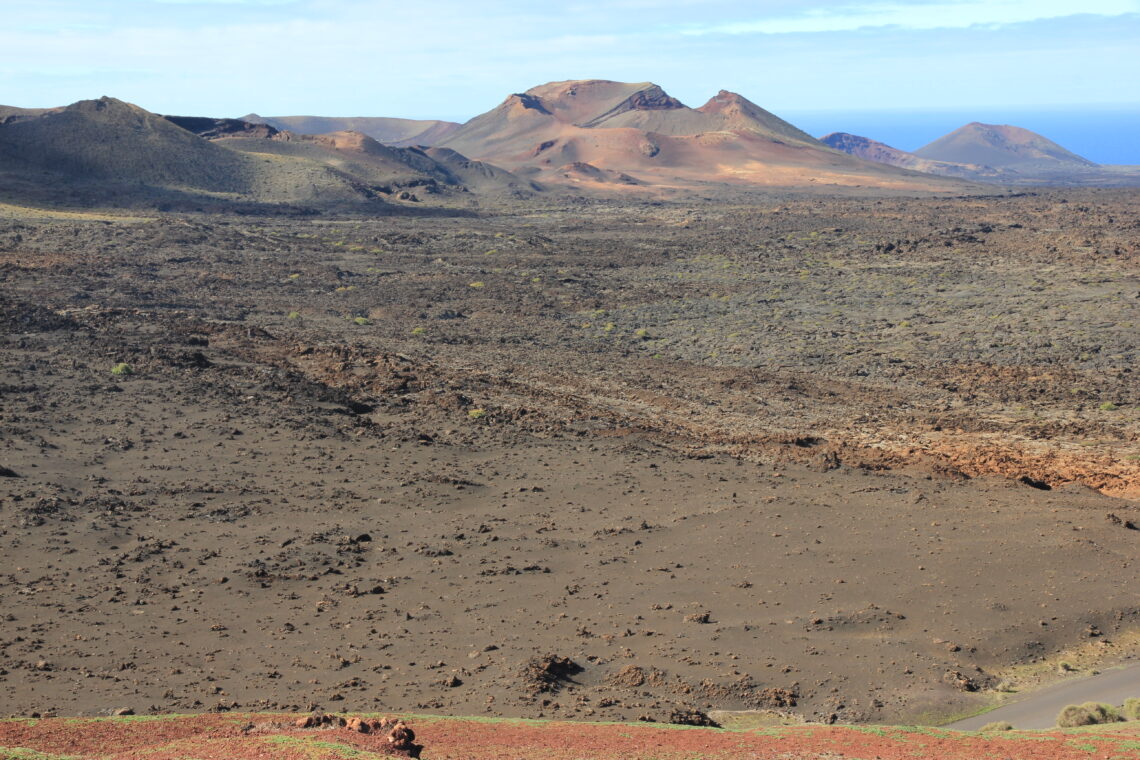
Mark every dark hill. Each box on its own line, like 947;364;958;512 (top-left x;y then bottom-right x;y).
0;96;255;192
175;116;539;198
242;114;460;147
820;132;1008;180
915;122;1097;170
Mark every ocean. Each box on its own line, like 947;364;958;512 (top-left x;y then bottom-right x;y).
781;105;1140;165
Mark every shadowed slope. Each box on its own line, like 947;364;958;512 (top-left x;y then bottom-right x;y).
821;132;1008;179
182;117;541;197
244;113;461;147
0;96;256;193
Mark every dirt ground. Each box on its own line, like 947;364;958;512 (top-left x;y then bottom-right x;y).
1;189;1138;727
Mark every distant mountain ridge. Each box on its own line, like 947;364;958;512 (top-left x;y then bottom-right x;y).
914;122;1097;170
0;96;538;209
4;83;1137;208
170;115;540;198
822;122;1139;186
430;79;960;191
819;132;1010;180
241;114;460;148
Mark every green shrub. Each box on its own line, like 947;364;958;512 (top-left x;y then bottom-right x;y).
1123;697;1140;721
1089;702;1120;723
979;721;1013;732
1057;705;1094;727
467;408;486;420
1099;402;1119;411
411;326;426;336
111;363;134;376
353;317;370;326
287;311;301;320
1057;702;1121;727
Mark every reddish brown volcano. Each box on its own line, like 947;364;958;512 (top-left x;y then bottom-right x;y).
437;79;968;191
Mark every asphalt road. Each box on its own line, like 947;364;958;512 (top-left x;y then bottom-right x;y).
948;662;1140;730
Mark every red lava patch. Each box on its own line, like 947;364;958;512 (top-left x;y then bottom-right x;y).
3;714;1140;760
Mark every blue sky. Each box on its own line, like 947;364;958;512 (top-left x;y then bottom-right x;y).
3;0;1138;157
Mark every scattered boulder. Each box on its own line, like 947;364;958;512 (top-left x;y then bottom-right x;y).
669;708;720;727
943;670;979;692
293;714;422;757
1106;513;1137;530
521;654;583;695
756;687;798;708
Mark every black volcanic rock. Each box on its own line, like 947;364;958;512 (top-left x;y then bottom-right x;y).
164;115;280;140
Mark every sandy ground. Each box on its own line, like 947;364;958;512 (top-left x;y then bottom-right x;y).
1;190;1138;726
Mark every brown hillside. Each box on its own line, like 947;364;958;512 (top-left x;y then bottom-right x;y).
438;80;970;191
915;122;1097;169
820;132;1009;179
0;104;62;124
0;98;457;207
170;114;540;198
0;96;256;193
244;114;460;147
697;90;820;144
421;146;543;194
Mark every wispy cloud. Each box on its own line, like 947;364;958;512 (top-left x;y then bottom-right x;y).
0;0;1136;116
681;0;1139;34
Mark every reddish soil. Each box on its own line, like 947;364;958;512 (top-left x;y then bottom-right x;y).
2;713;1140;759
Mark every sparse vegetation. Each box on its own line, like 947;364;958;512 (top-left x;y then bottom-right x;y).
979;721;1014;732
110;362;133;376
2;191;1138;729
1056;702;1123;727
1124;697;1140;721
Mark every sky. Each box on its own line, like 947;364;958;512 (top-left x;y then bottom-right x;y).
3;0;1139;161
